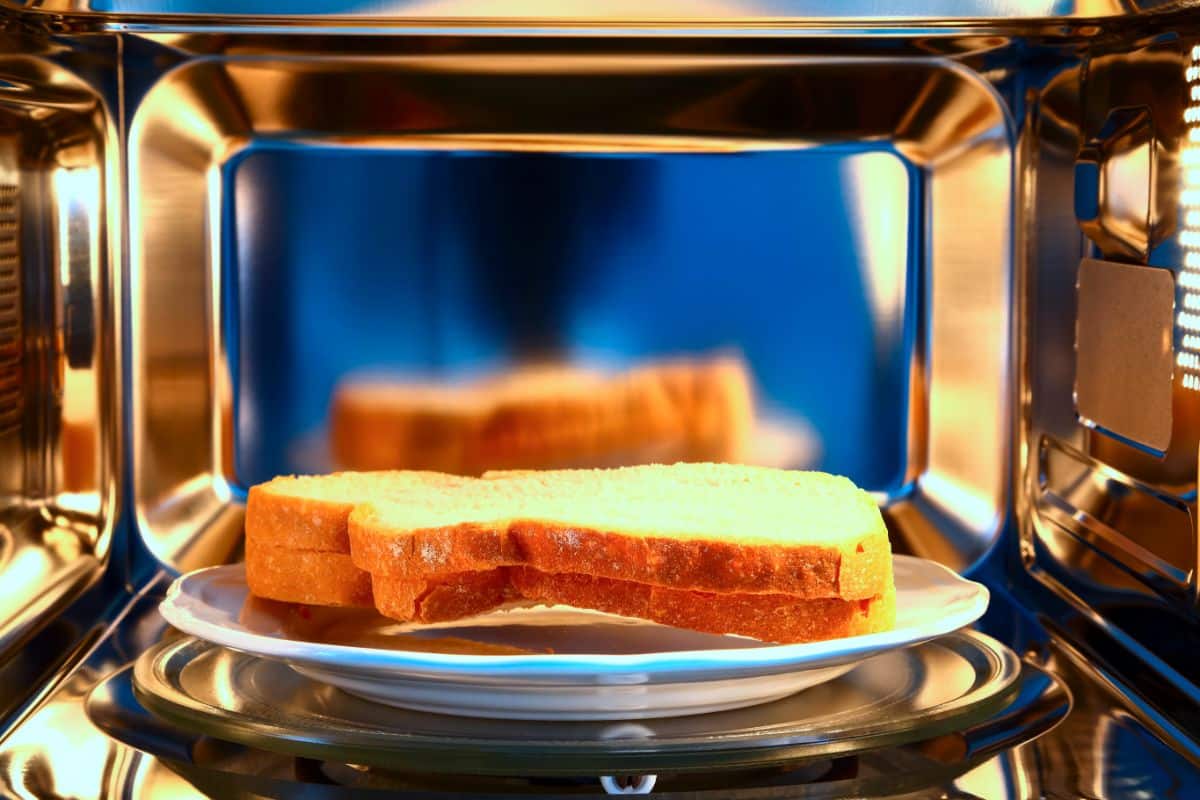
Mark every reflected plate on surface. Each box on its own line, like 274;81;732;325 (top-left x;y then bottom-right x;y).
158;555;988;719
129;630;1022;775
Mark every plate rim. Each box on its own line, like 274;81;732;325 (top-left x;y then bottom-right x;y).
158;554;989;677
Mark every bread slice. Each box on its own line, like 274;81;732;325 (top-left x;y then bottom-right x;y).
245;540;374;608
349;463;890;600
373;567;896;644
245;470;469;553
329;355;753;475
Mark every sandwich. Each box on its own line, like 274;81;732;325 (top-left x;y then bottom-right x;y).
245;463;895;644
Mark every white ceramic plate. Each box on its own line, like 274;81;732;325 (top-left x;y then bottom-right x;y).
159;555;988;720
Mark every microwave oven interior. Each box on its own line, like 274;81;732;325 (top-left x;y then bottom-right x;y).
1;2;1200;798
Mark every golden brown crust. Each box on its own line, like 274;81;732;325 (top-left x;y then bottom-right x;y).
245;540;374;608
349;511;891;600
246;485;358;553
373;567;895;644
375;568;515;623
511;569;895;643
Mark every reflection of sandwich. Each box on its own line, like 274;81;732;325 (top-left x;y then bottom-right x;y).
245;464;894;644
60;369;97;494
328;355;753;475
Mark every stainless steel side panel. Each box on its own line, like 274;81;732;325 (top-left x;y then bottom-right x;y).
0;28;120;733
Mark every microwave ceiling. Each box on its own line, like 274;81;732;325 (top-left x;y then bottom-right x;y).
0;0;1192;21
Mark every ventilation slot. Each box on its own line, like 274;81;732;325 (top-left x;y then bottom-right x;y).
0;185;19;437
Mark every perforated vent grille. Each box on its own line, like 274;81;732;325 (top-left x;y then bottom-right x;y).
0;185;19;436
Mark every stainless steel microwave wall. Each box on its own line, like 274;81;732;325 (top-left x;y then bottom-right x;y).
1;2;1200;798
0;31;117;721
127;54;1011;575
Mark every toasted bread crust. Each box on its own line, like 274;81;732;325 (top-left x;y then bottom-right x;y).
510;569;895;643
245;540;374;608
348;511;891;600
375;568;515;623
246;488;359;553
373;567;895;643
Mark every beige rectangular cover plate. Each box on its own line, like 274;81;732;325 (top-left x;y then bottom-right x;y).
1075;257;1174;453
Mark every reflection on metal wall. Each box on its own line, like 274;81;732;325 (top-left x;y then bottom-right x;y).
231;147;914;490
129;53;1012;576
0;33;117;732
